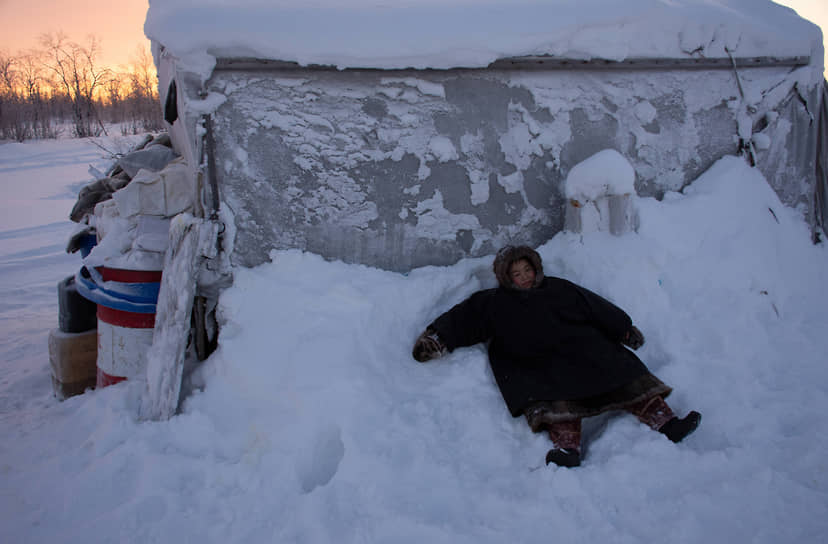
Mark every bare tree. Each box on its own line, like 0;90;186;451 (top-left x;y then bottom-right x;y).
125;45;163;133
17;50;59;139
104;72;124;123
0;50;28;141
2;38;162;141
0;51;13;104
40;32;111;137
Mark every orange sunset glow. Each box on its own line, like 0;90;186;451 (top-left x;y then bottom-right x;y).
0;0;150;70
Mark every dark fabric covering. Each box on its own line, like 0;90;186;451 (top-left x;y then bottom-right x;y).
815;79;828;241
164;80;178;125
430;275;660;416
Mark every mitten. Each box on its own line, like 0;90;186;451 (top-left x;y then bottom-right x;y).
623;325;645;350
412;328;447;362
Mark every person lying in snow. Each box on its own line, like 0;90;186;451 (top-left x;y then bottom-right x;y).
412;245;701;468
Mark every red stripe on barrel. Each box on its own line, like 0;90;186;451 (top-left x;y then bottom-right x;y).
97;305;156;328
92;266;161;388
97;267;163;283
97;367;127;388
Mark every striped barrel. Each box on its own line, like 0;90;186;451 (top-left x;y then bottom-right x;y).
75;266;162;388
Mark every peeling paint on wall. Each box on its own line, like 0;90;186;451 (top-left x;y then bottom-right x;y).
205;65;818;271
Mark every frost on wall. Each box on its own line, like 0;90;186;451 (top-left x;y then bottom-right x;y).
207;65;817;271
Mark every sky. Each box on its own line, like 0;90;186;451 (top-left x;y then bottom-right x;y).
0;0;825;74
0;0;150;70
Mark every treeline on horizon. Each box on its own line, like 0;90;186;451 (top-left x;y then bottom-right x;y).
0;32;163;142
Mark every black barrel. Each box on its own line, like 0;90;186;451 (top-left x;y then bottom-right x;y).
58;275;98;333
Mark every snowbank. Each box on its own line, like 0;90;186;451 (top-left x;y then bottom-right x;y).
144;0;824;77
3;138;828;541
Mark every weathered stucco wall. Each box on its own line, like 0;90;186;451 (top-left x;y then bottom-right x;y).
203;63;819;271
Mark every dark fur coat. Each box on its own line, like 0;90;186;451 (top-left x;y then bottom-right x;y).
429;276;653;417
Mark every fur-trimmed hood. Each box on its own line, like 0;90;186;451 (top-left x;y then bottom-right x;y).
492;245;544;289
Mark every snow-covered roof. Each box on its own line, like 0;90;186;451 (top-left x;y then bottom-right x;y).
145;0;824;78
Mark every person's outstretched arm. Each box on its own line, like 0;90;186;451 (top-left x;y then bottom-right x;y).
412;289;494;362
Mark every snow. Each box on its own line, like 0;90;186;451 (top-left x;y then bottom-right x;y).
0;136;146;387
427;136;459;163
145;0;824;79
3;132;828;541
565;149;636;201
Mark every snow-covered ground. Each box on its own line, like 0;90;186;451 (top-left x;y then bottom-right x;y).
2;134;828;542
0;136;144;419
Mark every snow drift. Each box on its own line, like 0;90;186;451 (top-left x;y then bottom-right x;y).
2;137;828;541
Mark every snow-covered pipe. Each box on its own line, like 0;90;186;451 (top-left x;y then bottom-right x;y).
563;149;638;236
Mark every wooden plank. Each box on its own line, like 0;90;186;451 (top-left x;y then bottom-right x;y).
140;216;217;421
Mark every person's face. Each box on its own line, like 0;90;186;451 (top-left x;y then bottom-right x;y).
509;258;536;289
